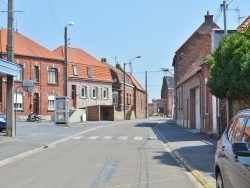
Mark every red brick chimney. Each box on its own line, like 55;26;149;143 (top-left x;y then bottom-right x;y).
205;11;213;23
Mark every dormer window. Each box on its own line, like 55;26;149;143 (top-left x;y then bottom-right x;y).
73;65;78;76
87;67;92;78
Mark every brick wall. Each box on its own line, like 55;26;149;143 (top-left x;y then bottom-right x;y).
1;56;64;120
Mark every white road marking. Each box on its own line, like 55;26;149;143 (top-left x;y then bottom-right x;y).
72;136;83;140
118;136;128;140
87;136;99;139
134;137;143;140
103;136;113;139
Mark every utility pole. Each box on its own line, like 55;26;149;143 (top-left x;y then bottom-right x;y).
222;0;227;35
6;0;15;137
145;71;148;118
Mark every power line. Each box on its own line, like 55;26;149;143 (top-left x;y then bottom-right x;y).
47;0;62;35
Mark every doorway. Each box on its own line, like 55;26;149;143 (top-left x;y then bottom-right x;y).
33;93;39;115
71;85;76;109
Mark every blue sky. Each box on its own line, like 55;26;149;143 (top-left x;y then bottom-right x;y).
0;0;249;102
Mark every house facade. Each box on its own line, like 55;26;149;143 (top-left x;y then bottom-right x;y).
0;29;64;121
161;76;174;117
173;12;220;132
101;59;146;120
53;47;114;121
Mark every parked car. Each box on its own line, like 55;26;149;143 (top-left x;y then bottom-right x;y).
0;112;6;132
215;109;250;188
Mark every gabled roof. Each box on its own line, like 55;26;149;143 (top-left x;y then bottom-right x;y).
175;12;220;54
53;46;113;82
237;16;250;30
177;65;201;86
129;74;144;92
164;76;174;88
0;29;63;61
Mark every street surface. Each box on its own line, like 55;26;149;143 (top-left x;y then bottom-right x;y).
0;119;203;188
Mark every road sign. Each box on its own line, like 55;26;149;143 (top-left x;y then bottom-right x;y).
22;80;34;92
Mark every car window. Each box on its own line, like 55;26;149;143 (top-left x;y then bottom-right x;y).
242;119;250;149
228;120;236;141
231;117;245;142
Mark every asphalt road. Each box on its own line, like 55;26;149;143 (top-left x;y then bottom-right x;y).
0;119;202;188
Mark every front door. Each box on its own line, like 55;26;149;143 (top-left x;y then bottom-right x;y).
33;93;39;115
71;85;76;109
195;87;200;130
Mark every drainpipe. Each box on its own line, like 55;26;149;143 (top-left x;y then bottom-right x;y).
196;69;203;133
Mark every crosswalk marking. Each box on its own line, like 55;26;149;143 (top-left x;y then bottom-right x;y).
85;136;145;140
134;137;143;140
118;136;128;140
103;136;113;139
72;136;83;140
88;136;99;139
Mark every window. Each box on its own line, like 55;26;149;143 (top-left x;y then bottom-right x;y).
48;68;58;84
87;67;92;78
92;87;97;98
103;88;108;99
231;118;245;142
112;92;118;104
158;108;164;113
127;93;129;105
15;64;23;81
73;65;78;76
205;78;208;113
80;86;86;98
48;94;57;110
243;119;250;149
33;66;39;82
14;92;23;110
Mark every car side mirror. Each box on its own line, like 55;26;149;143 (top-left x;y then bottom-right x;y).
232;142;250;156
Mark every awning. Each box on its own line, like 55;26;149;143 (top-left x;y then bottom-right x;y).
0;59;18;77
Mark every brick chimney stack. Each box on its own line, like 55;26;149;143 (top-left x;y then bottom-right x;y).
101;58;107;63
205;11;213;23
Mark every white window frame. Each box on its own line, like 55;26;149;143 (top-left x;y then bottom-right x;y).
73;65;78;76
112;92;118;104
48;68;58;84
14;92;23;110
48;94;57;110
103;88;108;99
92;87;97;98
80;86;86;98
15;65;23;81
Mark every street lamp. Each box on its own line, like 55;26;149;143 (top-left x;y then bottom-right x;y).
64;22;74;97
123;56;141;120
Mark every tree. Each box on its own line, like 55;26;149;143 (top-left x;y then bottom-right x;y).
206;26;250;105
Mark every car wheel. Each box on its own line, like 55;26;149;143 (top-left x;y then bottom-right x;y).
216;171;224;188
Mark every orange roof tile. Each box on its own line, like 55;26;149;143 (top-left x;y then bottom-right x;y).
54;46;113;82
0;29;63;60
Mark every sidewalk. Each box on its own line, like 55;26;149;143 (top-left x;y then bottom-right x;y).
154;119;218;188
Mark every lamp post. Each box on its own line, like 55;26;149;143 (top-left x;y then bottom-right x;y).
123;56;141;120
64;22;74;97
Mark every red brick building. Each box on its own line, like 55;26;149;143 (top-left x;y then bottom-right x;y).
172;12;220;132
0;29;64;121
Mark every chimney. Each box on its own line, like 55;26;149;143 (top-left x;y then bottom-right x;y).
204;11;213;23
116;63;121;69
101;58;107;63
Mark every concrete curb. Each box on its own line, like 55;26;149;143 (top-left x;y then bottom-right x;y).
153;124;214;188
